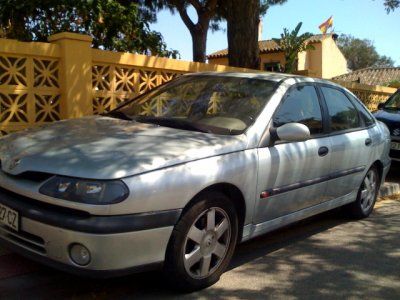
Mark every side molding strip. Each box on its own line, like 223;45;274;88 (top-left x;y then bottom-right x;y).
261;166;365;197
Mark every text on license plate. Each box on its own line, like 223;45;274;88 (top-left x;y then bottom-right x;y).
0;203;19;231
391;142;400;151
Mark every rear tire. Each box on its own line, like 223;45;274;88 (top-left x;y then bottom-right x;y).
346;165;380;219
163;192;238;292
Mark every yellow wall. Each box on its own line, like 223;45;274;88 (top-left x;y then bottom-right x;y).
208;43;323;77
297;43;323;78
208;53;286;70
260;52;286;70
208;36;347;79
207;57;229;65
0;32;391;136
321;37;348;79
0;33;252;135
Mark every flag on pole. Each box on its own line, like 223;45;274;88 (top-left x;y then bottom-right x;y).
319;16;333;34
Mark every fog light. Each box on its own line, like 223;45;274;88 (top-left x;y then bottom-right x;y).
69;243;91;266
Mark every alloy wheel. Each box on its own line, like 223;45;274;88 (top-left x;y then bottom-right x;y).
183;207;231;279
360;169;378;213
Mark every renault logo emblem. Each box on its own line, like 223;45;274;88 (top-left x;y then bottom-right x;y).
393;128;400;136
8;158;21;171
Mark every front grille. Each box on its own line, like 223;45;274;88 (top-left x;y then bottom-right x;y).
0;224;46;255
0;160;54;183
13;171;54;182
0;186;90;218
390;149;400;159
391;128;400;137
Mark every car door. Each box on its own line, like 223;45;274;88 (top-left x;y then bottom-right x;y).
318;85;374;201
254;84;332;224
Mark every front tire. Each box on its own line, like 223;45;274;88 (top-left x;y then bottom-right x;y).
164;192;238;292
347;166;380;219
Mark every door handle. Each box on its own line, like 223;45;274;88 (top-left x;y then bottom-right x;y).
365;138;372;146
318;146;329;157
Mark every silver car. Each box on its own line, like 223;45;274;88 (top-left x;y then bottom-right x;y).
0;72;391;291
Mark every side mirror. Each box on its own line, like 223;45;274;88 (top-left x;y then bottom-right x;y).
377;103;385;110
274;123;311;142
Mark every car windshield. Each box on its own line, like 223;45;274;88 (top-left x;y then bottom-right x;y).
384;91;400;110
110;75;277;135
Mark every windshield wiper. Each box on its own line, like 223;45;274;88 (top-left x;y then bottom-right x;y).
103;110;133;121
135;116;211;133
135;116;243;135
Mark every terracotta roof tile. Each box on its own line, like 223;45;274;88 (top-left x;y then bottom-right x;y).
333;67;400;86
207;34;329;59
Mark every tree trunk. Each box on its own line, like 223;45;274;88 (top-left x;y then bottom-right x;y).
8;12;29;41
190;25;208;63
225;0;260;69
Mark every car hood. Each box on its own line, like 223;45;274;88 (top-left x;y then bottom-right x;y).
373;109;400;136
0;116;248;179
374;108;400;123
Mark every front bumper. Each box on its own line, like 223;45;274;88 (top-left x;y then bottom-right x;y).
389;149;400;162
0;187;181;277
381;159;392;186
390;137;400;162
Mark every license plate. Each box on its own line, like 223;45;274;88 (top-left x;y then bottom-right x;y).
0;203;19;231
391;142;400;151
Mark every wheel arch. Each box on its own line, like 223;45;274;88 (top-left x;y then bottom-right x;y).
182;183;247;242
371;160;384;180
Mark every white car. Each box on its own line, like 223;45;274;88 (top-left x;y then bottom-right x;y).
0;72;391;291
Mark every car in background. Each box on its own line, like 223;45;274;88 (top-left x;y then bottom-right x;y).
374;89;400;162
0;72;392;291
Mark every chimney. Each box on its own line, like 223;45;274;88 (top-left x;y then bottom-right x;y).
258;18;263;41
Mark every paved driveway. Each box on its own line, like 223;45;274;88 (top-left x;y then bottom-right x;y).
0;167;399;299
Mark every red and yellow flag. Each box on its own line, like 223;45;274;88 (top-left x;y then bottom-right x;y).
319;16;333;34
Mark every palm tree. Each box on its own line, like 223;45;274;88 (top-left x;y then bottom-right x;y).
273;22;315;73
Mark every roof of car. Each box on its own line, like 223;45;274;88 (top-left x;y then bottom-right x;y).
185;71;342;87
186;71;297;82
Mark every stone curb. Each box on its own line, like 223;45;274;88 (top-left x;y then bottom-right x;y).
379;182;400;198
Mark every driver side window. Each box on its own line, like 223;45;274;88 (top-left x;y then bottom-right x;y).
273;85;323;135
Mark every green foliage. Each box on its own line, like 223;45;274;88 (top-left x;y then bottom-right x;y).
0;0;178;57
384;0;400;12
273;22;314;74
387;80;400;88
337;35;395;70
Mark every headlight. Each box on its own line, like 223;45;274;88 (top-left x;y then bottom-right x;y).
39;176;129;204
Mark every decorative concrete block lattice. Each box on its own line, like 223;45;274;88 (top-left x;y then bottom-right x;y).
0;54;61;135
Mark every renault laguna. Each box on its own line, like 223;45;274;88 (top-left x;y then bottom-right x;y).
0;72;391;291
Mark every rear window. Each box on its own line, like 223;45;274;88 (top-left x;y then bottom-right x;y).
321;87;360;132
347;93;375;127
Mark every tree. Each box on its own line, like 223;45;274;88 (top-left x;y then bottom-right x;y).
156;0;219;63
0;0;178;57
273;22;314;73
337;35;395;70
144;0;287;64
384;0;400;12
222;0;261;68
218;0;287;68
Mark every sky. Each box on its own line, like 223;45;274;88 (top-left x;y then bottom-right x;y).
150;0;400;66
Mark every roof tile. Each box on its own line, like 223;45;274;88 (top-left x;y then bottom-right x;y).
333;67;400;86
207;34;329;59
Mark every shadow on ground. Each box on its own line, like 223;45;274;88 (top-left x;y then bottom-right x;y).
1;200;399;299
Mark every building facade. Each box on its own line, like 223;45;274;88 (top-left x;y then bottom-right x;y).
207;34;348;79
